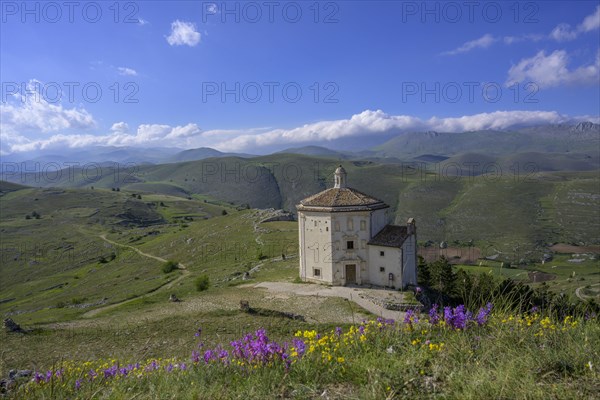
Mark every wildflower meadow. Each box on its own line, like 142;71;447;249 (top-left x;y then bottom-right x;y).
13;304;600;399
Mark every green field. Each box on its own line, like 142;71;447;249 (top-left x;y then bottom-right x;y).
1;158;598;396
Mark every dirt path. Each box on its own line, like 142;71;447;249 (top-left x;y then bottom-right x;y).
99;234;176;264
251;282;409;320
81;234;190;318
575;283;600;301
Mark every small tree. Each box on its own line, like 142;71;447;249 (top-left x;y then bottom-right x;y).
417;255;430;286
429;256;456;294
195;274;210;291
222;209;228;216
162;260;179;273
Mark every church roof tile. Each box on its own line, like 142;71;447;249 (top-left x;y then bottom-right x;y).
297;187;388;212
368;225;409;248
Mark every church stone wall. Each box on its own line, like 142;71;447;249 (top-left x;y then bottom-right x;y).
298;211;334;283
367;245;403;288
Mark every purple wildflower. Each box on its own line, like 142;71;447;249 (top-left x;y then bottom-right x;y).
530;306;539;314
429;304;440;325
404;309;419;325
475;303;493;326
585;312;597;321
444;305;468;330
75;379;81;390
218;348;229;364
33;372;43;384
191;350;200;363
145;360;159;372
203;349;214;364
292;338;306;358
335;327;342;336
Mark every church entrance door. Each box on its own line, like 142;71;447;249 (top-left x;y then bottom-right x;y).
345;264;356;284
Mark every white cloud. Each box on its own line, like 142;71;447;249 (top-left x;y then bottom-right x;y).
137;18;149;26
550;23;579;41
550;5;600;41
166;20;201;47
5;123;203;154
207;110;579;152
503;34;544;45
206;3;218;14
448;6;600;52
580;5;600;32
111;122;130;134
117;67;138;76
506;50;600;88
2;109;597;155
442;34;496;55
0;80;96;135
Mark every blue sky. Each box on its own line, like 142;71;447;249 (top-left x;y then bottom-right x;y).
1;1;599;154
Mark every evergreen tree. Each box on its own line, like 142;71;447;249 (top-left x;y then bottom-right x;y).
417;255;430;286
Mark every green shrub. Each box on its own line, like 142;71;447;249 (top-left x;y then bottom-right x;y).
162;260;179;273
195;275;210;291
71;297;87;305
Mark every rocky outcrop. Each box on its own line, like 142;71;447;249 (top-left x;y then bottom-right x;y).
3;318;26;333
259;209;295;223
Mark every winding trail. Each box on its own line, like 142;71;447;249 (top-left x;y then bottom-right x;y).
575;282;600;301
81;234;189;318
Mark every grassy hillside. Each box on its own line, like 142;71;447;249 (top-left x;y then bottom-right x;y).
1;175;598;399
2;154;599;254
0;186;239;324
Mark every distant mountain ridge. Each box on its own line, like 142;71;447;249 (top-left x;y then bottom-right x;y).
165;147;256;163
372;122;600;159
1;122;598;166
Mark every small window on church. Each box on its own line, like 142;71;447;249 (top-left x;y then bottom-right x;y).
314;220;317;227
346;241;354;250
314;268;321;277
347;219;354;230
380;266;385;272
326;227;329;231
380;251;385;257
335;222;340;231
360;220;366;231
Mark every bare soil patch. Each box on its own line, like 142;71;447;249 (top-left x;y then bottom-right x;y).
528;271;556;283
419;246;481;264
549;243;600;254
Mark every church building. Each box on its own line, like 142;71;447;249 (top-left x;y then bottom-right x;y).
296;166;417;289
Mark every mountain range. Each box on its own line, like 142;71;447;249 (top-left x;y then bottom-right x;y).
1;122;598;167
